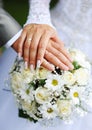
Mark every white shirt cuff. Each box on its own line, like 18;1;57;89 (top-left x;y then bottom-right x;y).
5;29;22;48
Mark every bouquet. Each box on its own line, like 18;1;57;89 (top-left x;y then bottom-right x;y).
9;48;92;124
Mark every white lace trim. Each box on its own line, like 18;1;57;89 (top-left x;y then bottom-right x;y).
25;0;53;27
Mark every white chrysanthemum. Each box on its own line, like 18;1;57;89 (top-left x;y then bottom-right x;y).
57;100;72;117
70;86;85;104
35;87;51;104
69;49;86;62
74;68;90;85
19;87;34;103
62;71;76;85
21;69;33;83
44;74;64;91
39;103;58;119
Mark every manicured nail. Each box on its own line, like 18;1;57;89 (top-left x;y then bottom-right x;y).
30;64;34;72
51;64;55;71
18;53;21;60
65;66;69;71
24;61;28;69
37;60;41;69
69;64;74;70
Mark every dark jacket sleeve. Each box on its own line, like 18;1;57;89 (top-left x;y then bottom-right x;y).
0;8;21;47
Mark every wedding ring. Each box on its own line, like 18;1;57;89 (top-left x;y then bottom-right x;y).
28;38;32;41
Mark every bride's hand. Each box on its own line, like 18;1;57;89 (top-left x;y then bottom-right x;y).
17;24;61;69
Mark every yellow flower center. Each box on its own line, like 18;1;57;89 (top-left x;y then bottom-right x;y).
73;92;79;97
47;108;53;113
52;79;58;86
61;108;68;113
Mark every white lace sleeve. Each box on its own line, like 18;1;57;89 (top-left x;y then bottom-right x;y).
25;0;54;28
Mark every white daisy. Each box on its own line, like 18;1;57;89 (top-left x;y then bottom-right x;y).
19;87;34;103
70;86;85;104
39;103;58;119
44;74;64;91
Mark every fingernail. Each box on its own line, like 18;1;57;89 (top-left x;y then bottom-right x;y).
37;60;41;69
24;61;28;69
65;66;69;71
51;64;55;71
30;64;34;72
69;64;74;70
18;53;21;60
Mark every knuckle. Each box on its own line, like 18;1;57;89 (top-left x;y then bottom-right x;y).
30;44;36;50
24;43;30;49
24;57;28;61
39;43;45;49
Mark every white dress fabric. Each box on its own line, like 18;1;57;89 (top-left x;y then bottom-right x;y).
0;0;92;130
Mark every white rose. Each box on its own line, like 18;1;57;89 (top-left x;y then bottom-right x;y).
63;71;76;85
74;68;90;85
11;72;23;90
69;49;86;62
79;60;91;71
39;67;50;78
22;69;33;83
57;100;72;117
35;87;50;104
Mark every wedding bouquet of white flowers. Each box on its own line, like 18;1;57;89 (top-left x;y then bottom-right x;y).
10;48;92;124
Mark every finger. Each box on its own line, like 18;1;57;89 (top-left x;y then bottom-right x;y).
47;46;74;70
41;59;55;71
18;30;27;57
29;30;42;69
51;41;73;62
52;33;64;47
45;50;69;71
23;33;33;69
37;31;51;66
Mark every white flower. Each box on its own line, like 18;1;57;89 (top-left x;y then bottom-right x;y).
35;87;50;104
57;100;72;117
11;72;23;92
74;68;90;85
21;101;39;120
69;49;86;62
19;87;34;103
79;60;91;71
39;103;58;119
62;71;76;85
44;74;64;91
75;107;87;117
22;69;33;83
70;86;85;104
36;67;50;79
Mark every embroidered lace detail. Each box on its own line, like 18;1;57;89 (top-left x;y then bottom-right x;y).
26;0;53;27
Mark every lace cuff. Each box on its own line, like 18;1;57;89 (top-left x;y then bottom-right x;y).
25;0;54;28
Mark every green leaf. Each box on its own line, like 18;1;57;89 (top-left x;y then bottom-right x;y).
18;109;37;123
72;61;82;70
28;79;46;90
